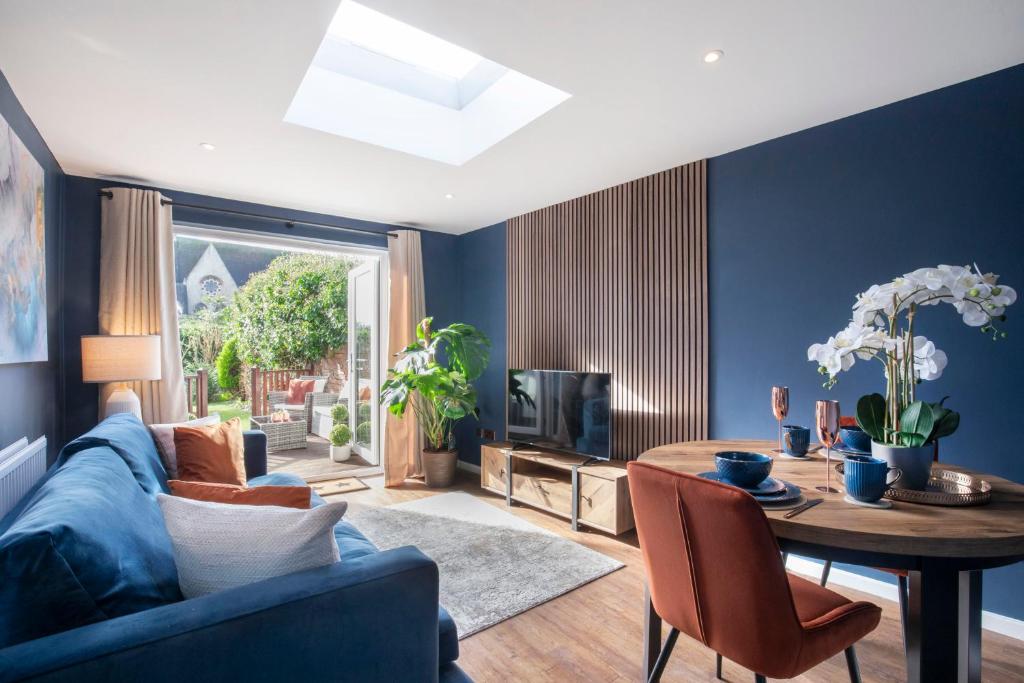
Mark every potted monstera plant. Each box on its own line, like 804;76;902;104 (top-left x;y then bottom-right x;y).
380;317;490;487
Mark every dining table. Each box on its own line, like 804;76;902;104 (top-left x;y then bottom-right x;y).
637;439;1024;683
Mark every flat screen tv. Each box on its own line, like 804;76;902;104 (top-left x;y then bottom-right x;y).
507;369;612;460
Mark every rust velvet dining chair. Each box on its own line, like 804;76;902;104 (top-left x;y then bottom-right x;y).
627;462;882;682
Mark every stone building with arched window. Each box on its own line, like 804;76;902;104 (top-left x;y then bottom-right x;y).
174;238;279;314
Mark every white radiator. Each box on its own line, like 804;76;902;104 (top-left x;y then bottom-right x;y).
0;437;47;522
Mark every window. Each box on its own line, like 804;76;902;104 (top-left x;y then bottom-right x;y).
199;275;223;297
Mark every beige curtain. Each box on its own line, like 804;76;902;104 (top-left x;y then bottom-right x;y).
99;187;188;424
384;230;426;487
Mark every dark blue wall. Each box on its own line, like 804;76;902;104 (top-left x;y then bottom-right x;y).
0;70;64;460
709;64;1024;620
453;222;507;466
60;175;459;442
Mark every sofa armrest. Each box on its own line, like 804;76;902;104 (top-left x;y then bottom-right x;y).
242;429;267;479
0;547;441;683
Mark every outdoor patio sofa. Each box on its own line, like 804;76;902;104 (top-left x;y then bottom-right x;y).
0;413;468;682
268;375;339;433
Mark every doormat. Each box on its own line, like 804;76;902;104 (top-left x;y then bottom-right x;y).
311;477;369;496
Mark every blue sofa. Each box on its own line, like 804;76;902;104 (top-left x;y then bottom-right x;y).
0;414;470;682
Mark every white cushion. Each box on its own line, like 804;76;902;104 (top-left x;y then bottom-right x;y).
313;379;327;393
273;404;306;412
157;495;347;598
148;414;221;479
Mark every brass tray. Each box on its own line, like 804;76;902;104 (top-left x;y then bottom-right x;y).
833;464;992;507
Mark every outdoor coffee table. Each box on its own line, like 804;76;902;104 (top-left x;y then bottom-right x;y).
250;415;306;453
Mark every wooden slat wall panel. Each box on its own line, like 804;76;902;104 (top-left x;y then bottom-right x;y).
507;161;708;460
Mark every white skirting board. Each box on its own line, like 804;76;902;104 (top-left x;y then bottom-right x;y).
785;556;1024;642
456;460;481;474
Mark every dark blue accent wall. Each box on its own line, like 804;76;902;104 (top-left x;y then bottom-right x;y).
453;222;507;466
0;70;64;460
60;175;460;442
709;63;1024;620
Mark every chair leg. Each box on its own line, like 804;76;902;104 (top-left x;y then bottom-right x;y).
897;574;909;656
647;627;679;683
716;652;723;680
820;559;833;586
844;645;862;683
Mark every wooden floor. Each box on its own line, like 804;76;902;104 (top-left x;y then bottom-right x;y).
268;435;380;481
330;470;1024;683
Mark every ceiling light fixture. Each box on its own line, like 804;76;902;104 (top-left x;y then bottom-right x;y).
703;50;724;64
444;193;455;200
198;142;216;151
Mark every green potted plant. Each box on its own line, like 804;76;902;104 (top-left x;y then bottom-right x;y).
808;264;1015;489
329;423;352;463
380;317;490;488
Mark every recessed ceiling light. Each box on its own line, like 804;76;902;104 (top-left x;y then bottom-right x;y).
198;142;216;151
703;50;724;64
444;193;455;200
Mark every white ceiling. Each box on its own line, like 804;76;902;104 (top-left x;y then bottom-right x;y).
1;1;1022;234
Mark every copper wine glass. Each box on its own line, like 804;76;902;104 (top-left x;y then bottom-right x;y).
815;399;840;493
771;386;789;454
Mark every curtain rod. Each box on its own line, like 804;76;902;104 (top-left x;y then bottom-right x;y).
97;190;398;239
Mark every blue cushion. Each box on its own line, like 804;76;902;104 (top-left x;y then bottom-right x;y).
57;413;169;496
0;447;182;648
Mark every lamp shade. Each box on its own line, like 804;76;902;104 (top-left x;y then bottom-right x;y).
81;335;162;383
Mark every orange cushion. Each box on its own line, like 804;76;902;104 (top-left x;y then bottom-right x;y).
168;480;311;509
287;379;316;404
173;417;247;486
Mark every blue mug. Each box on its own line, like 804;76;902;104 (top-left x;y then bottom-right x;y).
844;455;902;503
782;425;810;456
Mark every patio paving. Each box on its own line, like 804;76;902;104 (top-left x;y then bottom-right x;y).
267;435;379;481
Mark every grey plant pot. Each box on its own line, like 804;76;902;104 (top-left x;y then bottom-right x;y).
870;441;934;490
423;449;458;488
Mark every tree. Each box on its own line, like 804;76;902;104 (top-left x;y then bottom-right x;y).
230;253;357;368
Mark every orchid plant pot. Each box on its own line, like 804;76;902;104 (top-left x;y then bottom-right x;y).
422;448;458;488
330;444;352;463
870;441;934;491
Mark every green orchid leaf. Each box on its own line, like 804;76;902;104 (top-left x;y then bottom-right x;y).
899;401;935;443
856;393;886;442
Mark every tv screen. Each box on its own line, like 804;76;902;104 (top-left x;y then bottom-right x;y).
507;369;612;460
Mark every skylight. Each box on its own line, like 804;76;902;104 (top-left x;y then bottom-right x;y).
285;1;571;165
327;1;483;80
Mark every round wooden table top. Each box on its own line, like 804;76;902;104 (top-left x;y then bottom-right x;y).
639;439;1024;559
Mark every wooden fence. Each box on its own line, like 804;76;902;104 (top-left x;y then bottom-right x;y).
185;368;209;418
249;367;314;417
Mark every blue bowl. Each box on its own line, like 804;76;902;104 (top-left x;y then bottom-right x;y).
839;426;872;453
714;451;773;488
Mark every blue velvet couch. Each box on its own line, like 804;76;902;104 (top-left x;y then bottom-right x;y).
0;414;470;682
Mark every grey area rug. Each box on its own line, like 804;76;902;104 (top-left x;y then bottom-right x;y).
344;493;624;638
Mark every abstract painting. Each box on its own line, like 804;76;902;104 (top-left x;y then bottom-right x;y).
0;112;47;364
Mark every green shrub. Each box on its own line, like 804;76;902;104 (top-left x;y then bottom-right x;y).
331;403;349;424
215;337;242;393
230;253;358;368
329;423;352;446
356;421;372;444
357;401;371;422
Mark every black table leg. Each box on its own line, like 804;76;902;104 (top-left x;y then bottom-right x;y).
958;570;982;683
906;560;983;683
643;584;662;681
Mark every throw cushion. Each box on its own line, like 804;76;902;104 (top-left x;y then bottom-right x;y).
169;480;312;509
0;447;182;648
149;415;221;479
157;495;347;598
174;417;247;486
286;378;316;404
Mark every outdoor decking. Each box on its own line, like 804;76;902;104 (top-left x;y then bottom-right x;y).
267;435;379;481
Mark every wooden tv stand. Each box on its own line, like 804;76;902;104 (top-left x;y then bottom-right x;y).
480;442;634;535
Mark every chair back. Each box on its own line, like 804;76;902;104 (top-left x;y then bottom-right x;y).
627;462;804;667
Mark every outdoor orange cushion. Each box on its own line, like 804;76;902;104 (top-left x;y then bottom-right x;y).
168;480;311;509
287;378;316;404
173;417;247;486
